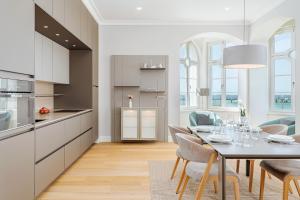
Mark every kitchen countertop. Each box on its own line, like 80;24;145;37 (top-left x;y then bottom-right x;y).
35;109;92;129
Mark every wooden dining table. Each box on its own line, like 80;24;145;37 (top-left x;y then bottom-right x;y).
190;129;300;200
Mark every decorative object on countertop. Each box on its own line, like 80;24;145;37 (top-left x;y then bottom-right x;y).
128;95;133;108
39;107;50;114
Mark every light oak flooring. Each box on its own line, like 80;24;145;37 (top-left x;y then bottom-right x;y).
38;142;177;200
38;142;297;200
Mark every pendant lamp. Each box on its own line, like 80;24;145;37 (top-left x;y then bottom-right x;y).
223;0;267;69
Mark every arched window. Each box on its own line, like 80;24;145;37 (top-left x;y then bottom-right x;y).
269;20;295;112
179;42;199;108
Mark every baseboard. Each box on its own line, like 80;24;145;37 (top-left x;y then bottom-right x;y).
95;135;112;143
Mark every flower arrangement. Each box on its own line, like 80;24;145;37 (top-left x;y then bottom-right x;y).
238;100;246;117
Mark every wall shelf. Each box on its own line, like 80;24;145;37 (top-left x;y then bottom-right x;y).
35;94;64;97
140;67;166;70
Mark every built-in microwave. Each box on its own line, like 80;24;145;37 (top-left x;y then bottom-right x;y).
0;76;34;140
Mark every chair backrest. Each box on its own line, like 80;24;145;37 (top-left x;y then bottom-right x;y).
176;133;215;163
189;111;221;127
168;125;191;144
260;124;289;135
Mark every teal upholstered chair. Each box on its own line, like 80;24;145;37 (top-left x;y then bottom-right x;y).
189;111;222;127
259;117;295;135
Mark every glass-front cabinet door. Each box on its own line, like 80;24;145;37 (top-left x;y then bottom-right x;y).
121;108;139;140
140;108;157;140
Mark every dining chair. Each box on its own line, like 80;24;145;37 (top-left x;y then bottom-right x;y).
236;124;289;193
176;133;240;200
259;134;300;200
168;125;202;180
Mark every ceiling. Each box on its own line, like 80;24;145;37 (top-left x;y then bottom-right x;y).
90;0;286;25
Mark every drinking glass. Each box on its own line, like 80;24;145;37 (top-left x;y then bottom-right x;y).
251;127;261;141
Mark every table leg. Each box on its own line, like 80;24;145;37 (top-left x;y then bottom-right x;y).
218;155;226;200
246;160;250;177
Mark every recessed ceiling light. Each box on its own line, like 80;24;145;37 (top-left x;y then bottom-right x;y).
55;33;60;36
43;25;48;29
65;39;69;42
224;7;231;11
72;44;76;47
136;6;143;11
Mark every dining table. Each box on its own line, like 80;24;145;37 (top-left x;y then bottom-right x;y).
189;127;300;200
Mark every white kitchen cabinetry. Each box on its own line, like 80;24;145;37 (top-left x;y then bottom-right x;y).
140;109;157;140
53;42;69;84
121;108;139;140
35;32;69;84
0;0;34;75
35;0;53;16
121;108;157;141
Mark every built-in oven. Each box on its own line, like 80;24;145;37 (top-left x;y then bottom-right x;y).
0;74;34;140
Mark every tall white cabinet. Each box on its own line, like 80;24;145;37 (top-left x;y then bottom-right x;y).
121;108;157;141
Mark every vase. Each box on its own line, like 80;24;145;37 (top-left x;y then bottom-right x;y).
129;99;133;108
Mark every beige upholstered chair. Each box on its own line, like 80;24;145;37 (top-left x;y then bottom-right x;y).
176;133;240;200
168;125;202;180
259;134;300;200
236;124;289;193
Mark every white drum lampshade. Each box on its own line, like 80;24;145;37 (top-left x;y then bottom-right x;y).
223;44;267;69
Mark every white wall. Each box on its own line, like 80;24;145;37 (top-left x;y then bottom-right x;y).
99;25;244;140
248;0;299;131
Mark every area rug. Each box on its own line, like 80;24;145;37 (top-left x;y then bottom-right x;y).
149;160;299;200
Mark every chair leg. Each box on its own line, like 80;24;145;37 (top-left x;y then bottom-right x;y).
293;179;300;197
249;160;255;192
283;178;292;200
288;184;293;194
267;172;272;179
259;168;266;200
232;177;240;200
195;153;217;200
178;176;190;200
171;157;181;180
176;160;188;194
213;179;218;194
236;159;240;173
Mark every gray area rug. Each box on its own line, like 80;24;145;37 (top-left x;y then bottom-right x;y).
149;160;299;200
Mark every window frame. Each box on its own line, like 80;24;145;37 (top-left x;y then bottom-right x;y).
179;41;200;109
269;22;296;114
207;41;240;110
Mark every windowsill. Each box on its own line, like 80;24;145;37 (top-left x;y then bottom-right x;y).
180;107;202;112
267;111;295;117
207;107;240;113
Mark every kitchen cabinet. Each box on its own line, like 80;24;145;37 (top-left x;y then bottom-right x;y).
65;115;81;143
92;87;99;142
35;0;53;16
35;147;65;196
80;5;89;46
35;32;70;84
53;42;69;84
35;121;65;161
0;131;34;200
79;129;92;154
53;0;65;25
140;109;157;140
92;18;99;85
65;0;81;39
121;108;139;140
80;112;93;133
65;136;81;169
0;0;34;75
41;34;53;82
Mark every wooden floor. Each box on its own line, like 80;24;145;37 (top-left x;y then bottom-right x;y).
38;142;177;200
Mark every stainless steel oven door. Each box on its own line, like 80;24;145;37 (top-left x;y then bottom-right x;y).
0;93;34;132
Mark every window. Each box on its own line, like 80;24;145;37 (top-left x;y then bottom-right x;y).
270;20;295;112
180;42;199;108
208;41;239;108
